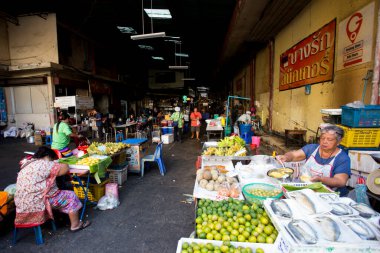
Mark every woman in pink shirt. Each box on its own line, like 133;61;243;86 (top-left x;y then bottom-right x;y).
190;107;202;140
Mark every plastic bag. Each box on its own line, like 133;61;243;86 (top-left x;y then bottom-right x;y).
4;184;16;196
346;100;365;108
96;195;120;210
355;184;371;206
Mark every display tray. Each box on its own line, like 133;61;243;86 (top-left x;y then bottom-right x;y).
59;155;112;178
263;198;380;253
192;177;244;201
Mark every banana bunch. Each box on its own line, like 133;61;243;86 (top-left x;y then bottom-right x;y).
76;157;100;166
87;142;130;155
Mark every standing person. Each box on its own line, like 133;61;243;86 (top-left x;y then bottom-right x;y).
190;107;202;140
276;124;351;196
170;107;184;142
93;108;104;141
15;146;90;231
51;112;81;157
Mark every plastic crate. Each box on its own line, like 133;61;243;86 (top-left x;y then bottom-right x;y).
71;179;109;202
338;124;380;148
107;166;128;186
341;105;380;127
111;151;127;166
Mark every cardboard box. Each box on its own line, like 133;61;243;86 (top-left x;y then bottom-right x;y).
34;133;42;145
349;150;380;173
161;134;174;144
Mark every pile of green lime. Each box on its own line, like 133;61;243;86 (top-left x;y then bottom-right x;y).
196;198;277;244
181;241;265;253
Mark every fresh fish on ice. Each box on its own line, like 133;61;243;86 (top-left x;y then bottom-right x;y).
292;191;317;214
315;216;341;241
350;202;377;218
270;199;292;218
288;219;318;244
318;193;339;202
330;203;353;216
344;219;377;240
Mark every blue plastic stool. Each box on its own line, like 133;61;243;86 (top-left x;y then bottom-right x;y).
45;135;52;145
13;220;56;245
115;132;124;143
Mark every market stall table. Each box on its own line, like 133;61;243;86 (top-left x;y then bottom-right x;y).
113;122;137;140
122;138;148;174
206;125;224;141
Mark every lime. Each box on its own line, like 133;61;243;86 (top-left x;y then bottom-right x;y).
199;232;207;239
200;247;208;253
182;242;190;249
196;217;203;224
220;245;229;253
248;235;257;243
215;223;222;231
256;248;265;253
238;217;246;224
266;237;274;244
232;222;239;229
181;250;189;253
257;235;266;243
230;235;238;241
260;217;269;225
242;231;250;239
238;235;246;242
204;227;211;234
231;229;239;236
206;243;214;250
222;234;231;241
206;233;214;240
263;226;273;235
214;233;222;241
242;205;250;211
244;214;252;221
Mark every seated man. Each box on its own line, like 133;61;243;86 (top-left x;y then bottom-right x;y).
237;111;252;124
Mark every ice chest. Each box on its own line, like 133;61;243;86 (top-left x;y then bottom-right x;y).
348;150;380;173
161;134;174;144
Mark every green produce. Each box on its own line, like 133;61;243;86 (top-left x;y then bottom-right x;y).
203;136;247;157
87;142;129;155
247;188;282;197
196;198;278;244
181;241;257;253
282;182;336;193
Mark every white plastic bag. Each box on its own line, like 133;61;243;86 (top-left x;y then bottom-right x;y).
96;195;120;210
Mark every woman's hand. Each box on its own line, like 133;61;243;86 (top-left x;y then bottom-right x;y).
310;176;322;182
276;155;289;163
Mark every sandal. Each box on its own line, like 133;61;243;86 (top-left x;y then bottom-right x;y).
70;220;91;232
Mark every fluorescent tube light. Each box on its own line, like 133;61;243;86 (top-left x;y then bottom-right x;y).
144;9;172;19
175;53;189;57
117;26;136;34
169;65;189;70
182;78;195;81
131;32;166;40
152;56;164;60
138;45;154;50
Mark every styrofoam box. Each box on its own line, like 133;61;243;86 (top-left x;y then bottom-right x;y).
346;169;369;188
161;134;174;144
320;108;342;115
349;150;380;173
176;237;279;253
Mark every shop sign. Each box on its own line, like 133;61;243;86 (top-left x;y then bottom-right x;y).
337;2;374;70
279;19;336;91
54;96;76;109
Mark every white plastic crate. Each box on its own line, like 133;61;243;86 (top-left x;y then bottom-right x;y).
107;166;128;186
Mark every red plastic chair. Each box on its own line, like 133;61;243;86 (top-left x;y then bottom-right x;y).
52;149;62;159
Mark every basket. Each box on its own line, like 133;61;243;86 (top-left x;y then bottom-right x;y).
72;179;109;202
337;124;380;148
341;105;380;127
242;183;283;204
107;166;128;186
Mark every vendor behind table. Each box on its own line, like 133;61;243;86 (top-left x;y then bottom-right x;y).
276;124;351;197
51;112;82;157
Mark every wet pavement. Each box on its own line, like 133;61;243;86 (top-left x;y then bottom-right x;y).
0;131;294;252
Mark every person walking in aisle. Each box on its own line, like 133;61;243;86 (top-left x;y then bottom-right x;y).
170;106;184;142
190;107;202;140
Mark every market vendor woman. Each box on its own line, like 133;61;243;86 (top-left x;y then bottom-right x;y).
277;124;351;196
51;112;81;157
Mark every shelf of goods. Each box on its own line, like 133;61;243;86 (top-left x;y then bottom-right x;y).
262;189;380;253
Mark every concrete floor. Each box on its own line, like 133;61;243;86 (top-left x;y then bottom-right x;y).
0;131;294;252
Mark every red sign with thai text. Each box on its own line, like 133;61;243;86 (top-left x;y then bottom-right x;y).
279;19;336;91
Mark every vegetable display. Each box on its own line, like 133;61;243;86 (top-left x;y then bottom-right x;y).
203;136;247;156
87;142;129;155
